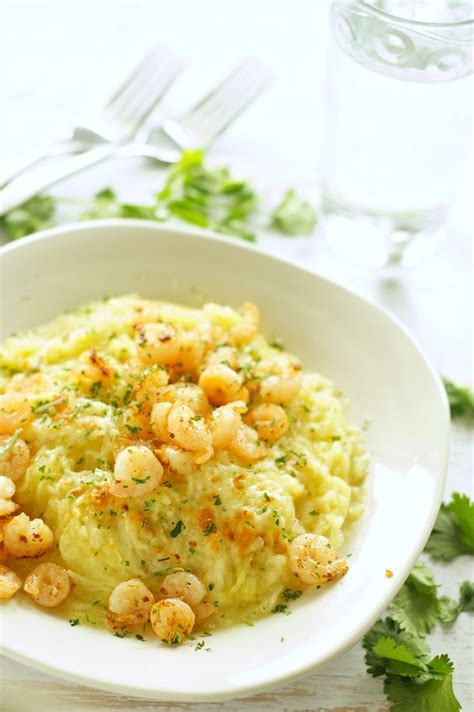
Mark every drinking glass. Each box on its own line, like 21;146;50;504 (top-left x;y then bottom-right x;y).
321;0;474;268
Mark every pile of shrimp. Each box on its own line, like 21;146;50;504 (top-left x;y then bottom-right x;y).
0;297;361;644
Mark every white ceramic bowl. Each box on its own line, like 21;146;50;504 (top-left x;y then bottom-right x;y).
0;220;449;701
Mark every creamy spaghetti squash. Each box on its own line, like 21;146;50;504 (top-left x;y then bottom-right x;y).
0;296;368;643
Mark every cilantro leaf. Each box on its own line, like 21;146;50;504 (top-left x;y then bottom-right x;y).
458;580;474;614
384;668;460;712
425;493;474;561
271;189;318;236
0;194;55;239
389;563;441;637
372;637;427;677
363;618;430;677
443;378;474;420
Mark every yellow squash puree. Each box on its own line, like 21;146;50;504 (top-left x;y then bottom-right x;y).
0;296;368;637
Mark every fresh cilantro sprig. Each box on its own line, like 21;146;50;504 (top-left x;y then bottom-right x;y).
425;493;474;561
443;378;474;421
0;150;318;243
363;492;473;711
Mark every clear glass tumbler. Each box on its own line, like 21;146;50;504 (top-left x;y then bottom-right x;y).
321;0;474;268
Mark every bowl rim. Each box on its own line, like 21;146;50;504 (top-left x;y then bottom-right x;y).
0;219;450;701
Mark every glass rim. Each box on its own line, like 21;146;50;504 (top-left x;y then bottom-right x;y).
357;0;474;28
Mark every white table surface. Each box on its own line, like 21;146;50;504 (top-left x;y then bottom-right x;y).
1;1;473;710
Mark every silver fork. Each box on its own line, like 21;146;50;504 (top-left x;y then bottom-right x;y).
0;57;272;217
0;46;186;190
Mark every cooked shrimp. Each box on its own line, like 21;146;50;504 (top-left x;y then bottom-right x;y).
159;572;206;608
0;476;15;499
23;563;71;607
173;384;211;417
111;445;163;498
150;401;174;442
133;365;169;413
288;533;348;585
0;564;22;600
0;435;30;481
245;403;288;443
0;500;19;517
228;424;266;462
167;403;212;454
260;375;302;405
150;598;195;643
203;345;238;371
0;475;18;517
75;349;113;391
158;445;196;476
3;513;54;558
0;393;32;435
175;329;204;372
198;364;243;406
136;322;182;366
108;578;154;628
210;401;247;449
230;302;259;345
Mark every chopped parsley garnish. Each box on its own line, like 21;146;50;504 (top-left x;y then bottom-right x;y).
213;495;222;506
202;522;217;537
169;520;186;538
69;618;80;627
131;476;150;484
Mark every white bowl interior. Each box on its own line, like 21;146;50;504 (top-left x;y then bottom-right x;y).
0;221;449;701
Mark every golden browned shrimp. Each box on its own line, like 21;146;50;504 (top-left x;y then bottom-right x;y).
159;572;206;608
198;364;243;406
0;475;19;517
150;401;174;442
228;424;266;462
133;365;169;413
0;564;22;600
0;434;30;482
288;533;348;585
210;401;247;449
3;513;54;559
0;393;32;435
230;303;259;345
167;403;213;456
111;445;163;498
202;345;238;371
136;323;182;366
245;403;288;443
108;578;154;628
150;598;195;643
158;445;196;476
23;563;71;607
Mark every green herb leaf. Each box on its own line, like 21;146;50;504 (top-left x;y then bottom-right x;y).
271;189;317;236
0;195;55;239
389;563;441;637
384;666;460;712
425;493;474;561
443;378;474;420
169;520;186;538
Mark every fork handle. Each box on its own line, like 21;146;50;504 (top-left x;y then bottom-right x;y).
0;140;92;191
0;144;119;217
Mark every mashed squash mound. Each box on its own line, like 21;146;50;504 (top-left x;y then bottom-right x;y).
0;296;368;640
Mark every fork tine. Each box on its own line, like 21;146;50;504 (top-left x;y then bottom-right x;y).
163;57;273;148
105;47;186;138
